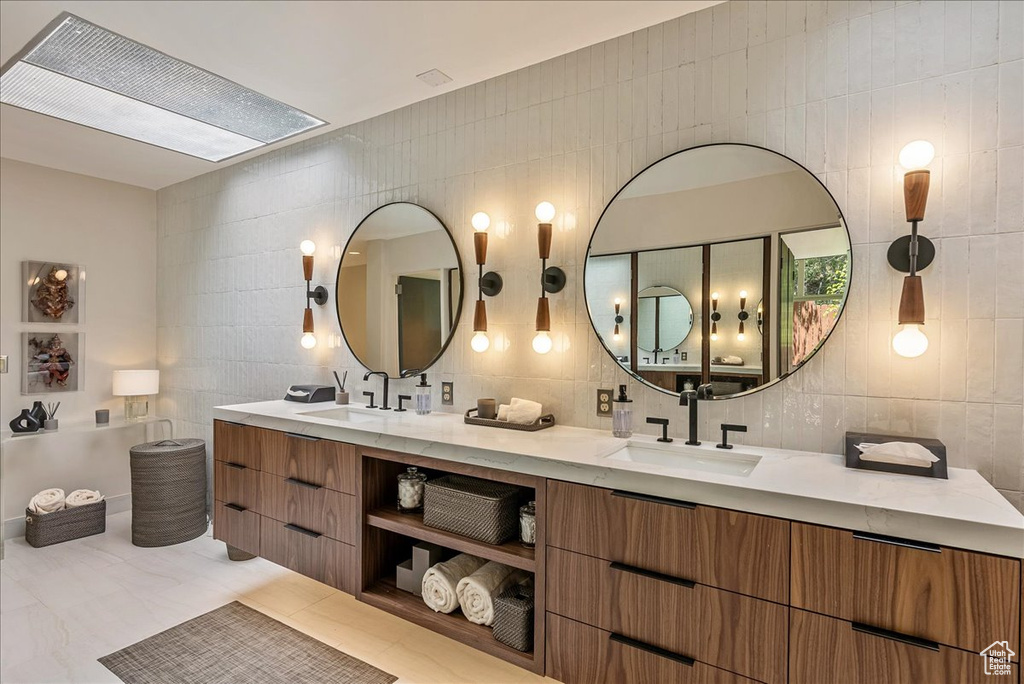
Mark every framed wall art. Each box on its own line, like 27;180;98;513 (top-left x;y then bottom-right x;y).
22;261;85;323
22;332;83;394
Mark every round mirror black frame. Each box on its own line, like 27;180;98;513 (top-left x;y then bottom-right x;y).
583;143;853;400
335;202;465;378
636;285;695;353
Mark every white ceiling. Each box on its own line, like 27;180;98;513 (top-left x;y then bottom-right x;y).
0;0;720;191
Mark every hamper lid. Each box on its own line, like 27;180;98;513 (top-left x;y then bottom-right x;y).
130;438;205;455
425;474;520;500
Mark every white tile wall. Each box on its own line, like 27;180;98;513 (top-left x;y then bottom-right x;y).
157;1;1024;511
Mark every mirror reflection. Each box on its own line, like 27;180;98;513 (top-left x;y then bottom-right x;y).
585;144;851;399
336;203;462;377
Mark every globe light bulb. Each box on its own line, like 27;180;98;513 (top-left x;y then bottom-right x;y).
898;140;935;170
711;291;719;301
737;332;745;341
739;290;748;299
300;240;316;255
471;212;490;232
535;201;556;223
710;332;718;342
532;331;553;354
892;324;928;358
300;332;317;349
471;331;490;353
613;332;622;342
614;297;622;306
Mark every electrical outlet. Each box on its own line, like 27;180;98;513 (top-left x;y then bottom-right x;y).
681;351;687;361
441;381;454;405
597;388;613;417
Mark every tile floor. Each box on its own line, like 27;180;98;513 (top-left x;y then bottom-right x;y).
0;512;553;684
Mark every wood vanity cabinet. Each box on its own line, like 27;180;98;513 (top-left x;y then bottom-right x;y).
213;421;261;556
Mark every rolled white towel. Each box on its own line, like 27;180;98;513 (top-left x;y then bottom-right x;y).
66;489;104;508
456;561;529;626
421;554;486;614
497;404;510;421
29;488;65;515
505;397;542;425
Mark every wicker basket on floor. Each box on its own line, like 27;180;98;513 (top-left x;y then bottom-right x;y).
422;475;520;545
493;581;534;652
130;438;208;547
25;500;106;548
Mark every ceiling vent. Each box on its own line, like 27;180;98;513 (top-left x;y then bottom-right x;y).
416;69;452;87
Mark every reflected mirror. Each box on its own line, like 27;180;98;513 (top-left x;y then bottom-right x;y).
584;144;851;399
336;203;463;377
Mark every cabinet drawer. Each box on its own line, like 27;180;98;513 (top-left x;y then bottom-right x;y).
214;420;261;469
258;472;356;544
791;523;1020;655
547;480;790;602
790;609;1016;684
260;430;356;494
259;515;355;594
214;462;259;510
546;613;759;684
547;547;786;684
213;500;260;556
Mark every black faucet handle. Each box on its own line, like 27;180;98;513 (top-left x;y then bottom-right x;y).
646;416;673;443
396;394;412;412
717;423;747;449
362;391;376;408
679;389;696;406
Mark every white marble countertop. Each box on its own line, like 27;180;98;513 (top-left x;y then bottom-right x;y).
214;400;1024;558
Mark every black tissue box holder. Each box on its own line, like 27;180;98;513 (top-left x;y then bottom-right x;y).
844;432;947;479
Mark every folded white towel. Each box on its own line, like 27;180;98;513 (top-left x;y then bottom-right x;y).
421;554;486;614
856;442;939;468
29;488;66;514
456;561;529;626
66;489;104;508
505;397;542;425
497;404;510;421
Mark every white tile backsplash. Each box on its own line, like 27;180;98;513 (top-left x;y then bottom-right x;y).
156;0;1024;511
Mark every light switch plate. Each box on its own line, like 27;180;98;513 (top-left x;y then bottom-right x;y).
597;388;613;417
441;381;454;406
0;355;7;374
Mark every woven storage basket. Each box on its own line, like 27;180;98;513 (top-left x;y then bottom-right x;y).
493;581;535;652
422;475;519;545
25;500;106;548
129;438;208;547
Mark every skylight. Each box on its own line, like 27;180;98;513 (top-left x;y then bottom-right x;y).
0;13;327;162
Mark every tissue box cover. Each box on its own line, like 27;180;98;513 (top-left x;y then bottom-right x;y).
844;432;947;479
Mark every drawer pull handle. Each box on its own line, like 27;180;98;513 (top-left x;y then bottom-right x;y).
851;622;940;652
284;523;322;539
610;562;695;588
286;432;321;442
285;477;322;490
225;462;247;470
609;633;695;667
224;503;246;512
852;531;940;553
611;490;696;509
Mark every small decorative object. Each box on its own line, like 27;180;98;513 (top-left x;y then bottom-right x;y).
493;580;535;652
9;408;41;433
95;408;110;425
477;398;497;420
463;408;555;432
30;401;48;425
22;261;83;323
333;371;349;404
113;369;159;421
397;466;428;513
23;333;81;394
423;474;520;545
42;402;60;430
396;542;444;596
519;500;537;548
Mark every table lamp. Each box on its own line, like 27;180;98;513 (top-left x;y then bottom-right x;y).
113;370;159;421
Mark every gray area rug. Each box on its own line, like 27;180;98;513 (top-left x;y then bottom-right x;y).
99;601;398;684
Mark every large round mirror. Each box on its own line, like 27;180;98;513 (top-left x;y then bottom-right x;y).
336;203;463;377
584;144;851;399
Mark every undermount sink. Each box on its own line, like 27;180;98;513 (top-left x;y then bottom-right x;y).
300;406;386;424
606;441;761;477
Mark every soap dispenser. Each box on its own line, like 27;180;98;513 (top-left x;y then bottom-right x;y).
672;348;680;364
415;374;432;415
612;384;633;438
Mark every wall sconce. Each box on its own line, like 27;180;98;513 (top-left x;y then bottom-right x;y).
710;291;721;341
613;298;624;342
888;141;936;358
737;290;749;341
471;212;503;353
533;201;566;354
301;240;329;349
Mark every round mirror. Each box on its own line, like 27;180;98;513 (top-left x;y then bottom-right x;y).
584;144;851;399
336;203;463;377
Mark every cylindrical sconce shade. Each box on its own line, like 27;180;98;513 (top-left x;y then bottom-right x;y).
473;300;488;332
903;170;930;222
535;297;551;332
302;254;314;281
474;231;488;265
537;222;553;259
897;275;925;325
113;370;160;396
303;307;314;333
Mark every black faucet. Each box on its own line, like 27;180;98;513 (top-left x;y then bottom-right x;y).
679;383;713;445
646;417;672;443
362;391;376;408
363;371;391;410
396;394;411;412
717;423;747;449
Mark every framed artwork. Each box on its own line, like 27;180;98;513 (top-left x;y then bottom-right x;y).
22;332;83;394
22;261;85;323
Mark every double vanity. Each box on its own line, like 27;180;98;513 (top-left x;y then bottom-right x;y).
212;400;1024;684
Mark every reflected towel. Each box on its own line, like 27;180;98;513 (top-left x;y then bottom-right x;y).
66;489;104;508
497;404;510;421
505;398;542;425
456;561;528;626
29;488;65;514
421;554;486;614
856;442;939;468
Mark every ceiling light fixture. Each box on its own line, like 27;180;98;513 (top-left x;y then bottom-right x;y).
0;13;327;162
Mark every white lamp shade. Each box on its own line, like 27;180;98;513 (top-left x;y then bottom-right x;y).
113;370;160;396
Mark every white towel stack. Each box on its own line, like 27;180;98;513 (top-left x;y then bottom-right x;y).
421;554;487;614
28;488;104;514
456;561;529;626
503;398;543;425
66;489;105;508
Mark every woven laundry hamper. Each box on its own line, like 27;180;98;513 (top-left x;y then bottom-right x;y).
130;438;208;547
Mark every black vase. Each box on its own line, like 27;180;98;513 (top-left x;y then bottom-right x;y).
9;409;41;433
30;401;47;425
